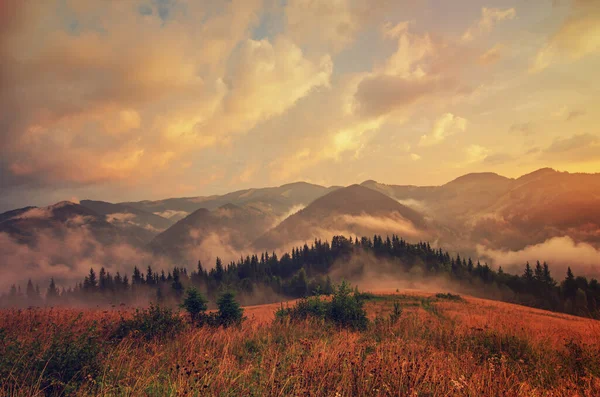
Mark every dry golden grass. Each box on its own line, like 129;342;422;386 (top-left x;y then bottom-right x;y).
1;290;599;396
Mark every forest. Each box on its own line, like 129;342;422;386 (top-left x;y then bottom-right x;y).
2;234;599;318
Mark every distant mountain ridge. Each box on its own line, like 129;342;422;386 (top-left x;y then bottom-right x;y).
253;185;432;250
0;201;143;246
149;203;277;264
2;168;600;276
80;200;173;243
120;182;341;221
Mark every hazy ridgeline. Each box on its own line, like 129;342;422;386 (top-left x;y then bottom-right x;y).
3;234;600;319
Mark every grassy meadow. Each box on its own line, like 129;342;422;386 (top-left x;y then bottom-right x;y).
1;291;599;396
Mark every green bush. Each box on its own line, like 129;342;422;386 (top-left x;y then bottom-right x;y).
112;304;185;341
329;281;369;330
216;291;244;327
466;330;532;363
181;287;208;323
389;301;402;324
435;293;464;301
276;281;369;331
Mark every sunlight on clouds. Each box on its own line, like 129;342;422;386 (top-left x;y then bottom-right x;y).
465;144;491;164
0;0;599;206
462;7;516;42
419;113;467;147
285;0;357;52
531;7;600;72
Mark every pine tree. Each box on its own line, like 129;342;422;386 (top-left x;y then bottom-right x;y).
562;267;577;300
542;262;555;286
99;267;107;291
215;258;224;282
84;268;97;291
523;262;534;283
172;268;184;297
47;278;59;304
181;287;208;322
217;291;244;327
26;279;36;301
132;266;143;285
146;266;154;285
534;261;544;282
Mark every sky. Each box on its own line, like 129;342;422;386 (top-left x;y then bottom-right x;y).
0;0;599;211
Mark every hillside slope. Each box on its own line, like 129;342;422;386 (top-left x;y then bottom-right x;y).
254;185;431;250
150;203;277;264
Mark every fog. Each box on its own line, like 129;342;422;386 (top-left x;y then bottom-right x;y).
0;229;172;292
477;236;600;278
326;249;526;306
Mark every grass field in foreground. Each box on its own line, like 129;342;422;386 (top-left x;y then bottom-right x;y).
1;290;599;396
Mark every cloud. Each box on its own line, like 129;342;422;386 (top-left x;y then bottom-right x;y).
338;213;423;238
285;0;396;53
531;1;600;72
0;0;332;192
215;36;333;135
462;8;516;42
270;116;385;181
482;153;514;166
419;113;467;147
541;133;600;163
509;122;535;135
567;109;586;121
285;0;357;53
352;24;473;119
478;44;505;65
354;75;461;118
106;213;162;233
465;144;491;164
477;236;600;277
545;133;598;153
154;210;189;220
410;153;421;161
0;226;172;292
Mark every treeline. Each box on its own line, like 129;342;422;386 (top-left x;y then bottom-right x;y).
1;235;599;318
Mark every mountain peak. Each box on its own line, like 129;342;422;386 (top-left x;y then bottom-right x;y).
360;180;378;186
518;167;557;180
218;203;241;211
445;172;510;186
49;201;78;209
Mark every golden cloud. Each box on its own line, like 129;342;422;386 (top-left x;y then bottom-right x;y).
462;7;516;42
0;0;332;190
531;1;600;72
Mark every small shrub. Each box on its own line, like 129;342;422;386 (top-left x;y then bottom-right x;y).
112;304;184;341
467;331;532;363
355;291;376;301
389;301;402;324
181;287;208;323
329;281;369;330
276;281;369;331
435;293;464;301
276;295;327;322
216;291;244;327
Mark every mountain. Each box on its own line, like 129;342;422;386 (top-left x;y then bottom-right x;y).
80;200;173;243
362;172;514;220
469;169;600;250
253;185;431;250
362;169;600;254
0;201;143;246
120;182;340;222
150;203;278;265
